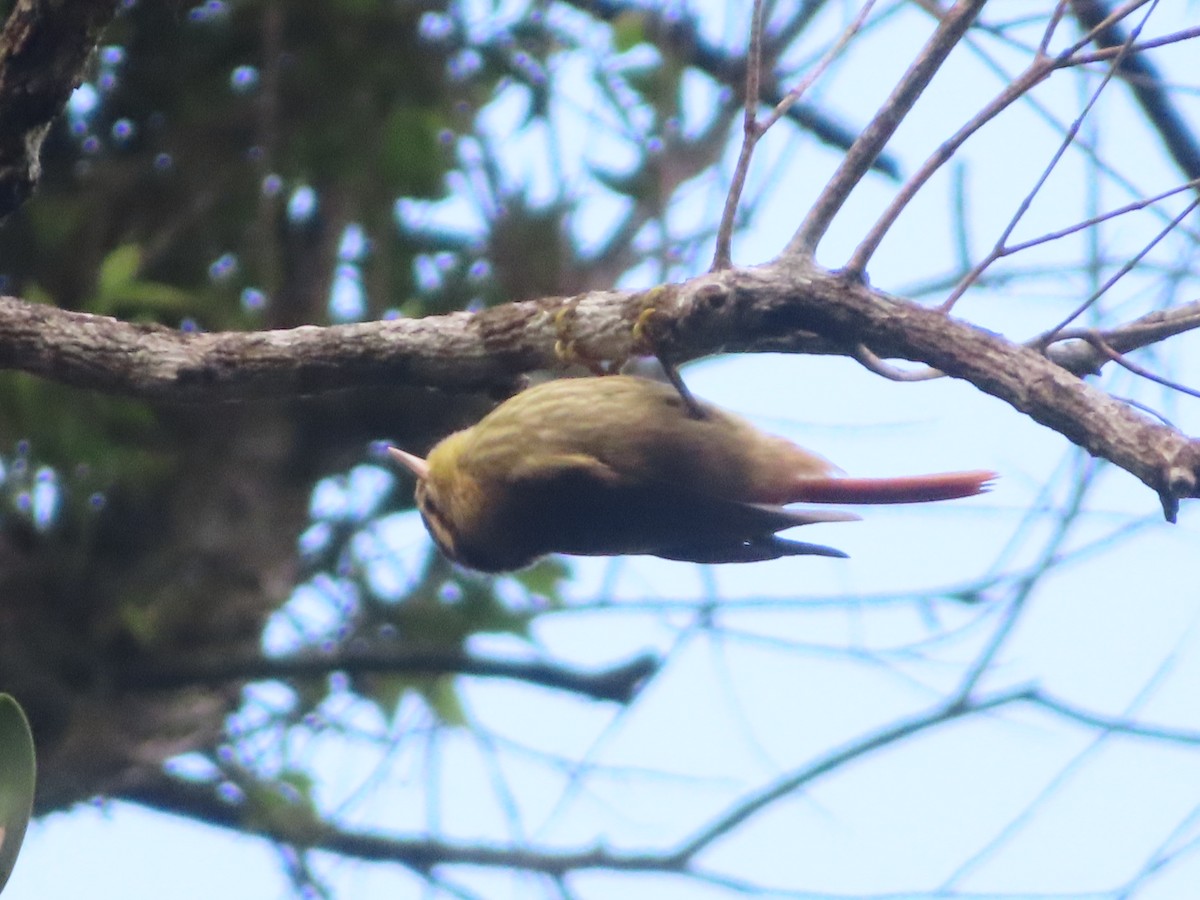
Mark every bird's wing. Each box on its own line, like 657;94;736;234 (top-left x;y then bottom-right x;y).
655;534;850;563
505;452;858;561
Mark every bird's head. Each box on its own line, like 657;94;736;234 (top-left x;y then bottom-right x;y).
388;434;486;567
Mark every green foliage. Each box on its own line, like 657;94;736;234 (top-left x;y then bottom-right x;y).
378;104;447;198
0;0;673;824
360;672;467;728
240;770;325;845
89;244;195;320
0;375;168;488
0;694;36;894
2;0;464;324
611;10;649;53
510;557;570;605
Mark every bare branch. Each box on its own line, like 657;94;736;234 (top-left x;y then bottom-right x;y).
122;774;690;875
116;647;659;705
713;0;878;271
1005;179;1199;259
711;0;768;272
674;690;1019;860
1034;194;1200;340
784;0;987;259
705;0;763;273
1025;687;1200;744
851;343;944;382
569;0;901;178
1065;331;1200;399
5;256;1200;518
1042;299;1200;376
1071;0;1200;184
937;0;1160;311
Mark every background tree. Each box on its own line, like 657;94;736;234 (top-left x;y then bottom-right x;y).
1;0;1199;897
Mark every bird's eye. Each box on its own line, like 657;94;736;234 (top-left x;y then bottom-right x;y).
419;489;443;522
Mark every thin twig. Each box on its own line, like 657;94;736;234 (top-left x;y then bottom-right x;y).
1040;298;1200;375
711;0;767;272
1067;23;1200;64
1071;0;1200;182
784;0;987;259
757;0;880;136
936;0;1158;311
950;452;1097;702
712;0;877;270
1005;178;1199;258
1034;194;1200;344
116;647;660;704
1074;331;1200;399
852;343;944;381
947;10;1200;244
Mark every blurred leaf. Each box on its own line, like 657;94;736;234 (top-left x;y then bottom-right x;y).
241;771;324;844
510;557;569;605
96;244;141;299
356;673;465;727
90;244;195;320
0;694;36;894
420;676;466;727
589;159;655;200
379;104;445;198
358;672;409;719
622;56;683;115
611;10;647;54
0;374;170;487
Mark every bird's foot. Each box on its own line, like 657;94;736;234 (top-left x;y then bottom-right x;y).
632;290;705;420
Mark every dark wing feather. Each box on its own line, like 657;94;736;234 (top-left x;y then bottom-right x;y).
505;454;858;563
655;535;850;564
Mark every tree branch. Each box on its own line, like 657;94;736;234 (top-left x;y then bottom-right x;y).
573;0;900;179
116;647;659;705
1070;0;1200;185
122;772;688;874
0;0;120;216
785;0;987;258
1041;299;1200;376
117;679;1200;881
3;256;1200;518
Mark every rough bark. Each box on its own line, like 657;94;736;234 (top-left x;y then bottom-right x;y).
2;259;1197;519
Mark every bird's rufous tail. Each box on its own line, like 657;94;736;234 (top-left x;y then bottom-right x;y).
790;470;996;505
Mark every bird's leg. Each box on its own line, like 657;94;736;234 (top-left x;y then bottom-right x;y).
632;293;706;421
658;353;705;420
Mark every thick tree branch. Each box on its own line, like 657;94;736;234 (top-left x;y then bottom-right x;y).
0;0;120;216
3;257;1200;518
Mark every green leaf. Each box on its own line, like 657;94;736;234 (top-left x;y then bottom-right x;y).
241;771;324;844
0;694;36;894
611;10;647;54
96;244;143;300
379;104;445;198
510;557;570;605
421;677;466;727
90;244;194;319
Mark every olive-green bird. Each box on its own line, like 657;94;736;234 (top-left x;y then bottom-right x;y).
389;375;993;572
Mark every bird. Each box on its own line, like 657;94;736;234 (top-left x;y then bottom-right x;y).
388;375;994;573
